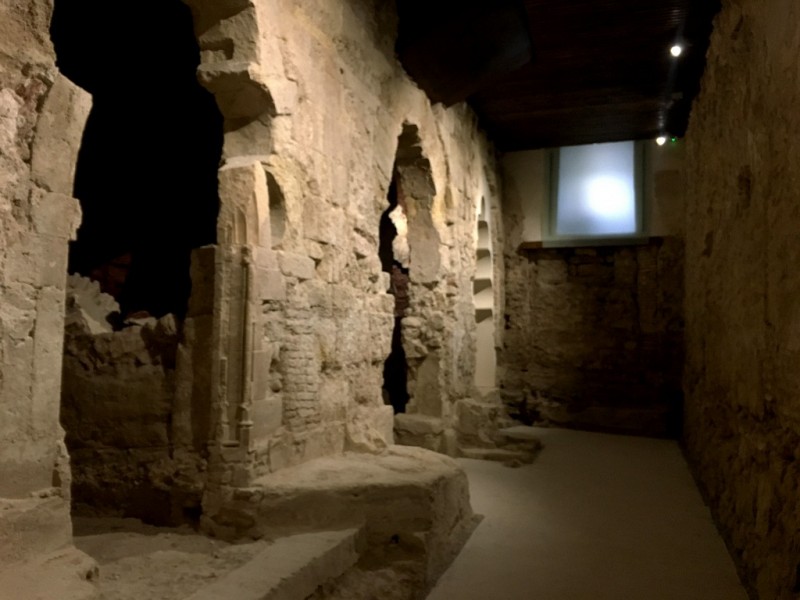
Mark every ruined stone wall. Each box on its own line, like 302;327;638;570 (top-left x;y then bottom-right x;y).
501;242;684;437
0;0;90;566
184;0;503;492
683;1;800;597
60;276;206;525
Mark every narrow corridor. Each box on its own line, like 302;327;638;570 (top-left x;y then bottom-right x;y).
428;428;747;600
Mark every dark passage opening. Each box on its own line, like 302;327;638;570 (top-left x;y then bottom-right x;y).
380;177;410;414
50;0;223;319
51;0;221;526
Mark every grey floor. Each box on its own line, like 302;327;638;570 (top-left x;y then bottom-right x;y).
428;428;748;600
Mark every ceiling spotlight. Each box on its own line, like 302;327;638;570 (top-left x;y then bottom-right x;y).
670;44;684;57
656;136;667;146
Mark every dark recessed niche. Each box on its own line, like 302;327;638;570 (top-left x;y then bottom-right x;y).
51;0;224;318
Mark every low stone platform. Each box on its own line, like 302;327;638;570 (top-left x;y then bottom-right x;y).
0;546;98;600
72;518;362;600
202;445;477;593
458;425;543;465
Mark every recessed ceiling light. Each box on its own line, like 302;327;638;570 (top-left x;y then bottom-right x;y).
670;44;684;57
656;136;667;146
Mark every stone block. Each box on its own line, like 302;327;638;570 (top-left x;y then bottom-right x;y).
5;233;69;289
257;267;286;301
31;74;92;195
254;246;278;268
304;201;343;246
395;414;444;436
278;251;315;281
30;190;81;240
31;286;68;427
218;159;269;246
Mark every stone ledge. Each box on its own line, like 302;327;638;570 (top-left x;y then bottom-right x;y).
201;446;475;592
184;528;363;600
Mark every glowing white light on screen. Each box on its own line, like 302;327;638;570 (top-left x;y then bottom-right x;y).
656;136;667;146
585;176;634;219
670;44;683;57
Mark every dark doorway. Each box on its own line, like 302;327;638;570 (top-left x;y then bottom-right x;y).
50;0;223;319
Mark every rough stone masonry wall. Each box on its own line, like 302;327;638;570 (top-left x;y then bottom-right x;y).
60;276;207;525
0;0;90;565
185;0;502;493
683;1;800;597
501;242;684;437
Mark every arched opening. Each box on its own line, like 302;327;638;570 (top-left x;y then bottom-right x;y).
51;0;223;525
381;177;411;414
51;0;223;319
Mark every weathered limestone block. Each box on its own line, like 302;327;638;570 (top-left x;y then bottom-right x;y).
198;61;274;121
30;74;92;195
258;267;286;301
278;250;315;280
345;405;393;453
64;274;118;335
30;190;82;240
394;414;445;454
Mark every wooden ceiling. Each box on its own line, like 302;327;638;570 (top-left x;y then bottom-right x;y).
397;0;719;151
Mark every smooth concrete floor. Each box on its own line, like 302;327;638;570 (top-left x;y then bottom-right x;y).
428;428;748;600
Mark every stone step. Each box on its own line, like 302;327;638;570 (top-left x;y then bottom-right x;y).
459;446;539;465
497;425;544;444
183;528;362;600
203;446;477;591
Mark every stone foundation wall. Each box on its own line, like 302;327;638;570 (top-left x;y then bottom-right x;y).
501;241;684;437
683;1;800;597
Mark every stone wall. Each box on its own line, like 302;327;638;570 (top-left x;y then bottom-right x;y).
501;242;684;437
0;0;90;573
683;1;800;597
179;0;504;504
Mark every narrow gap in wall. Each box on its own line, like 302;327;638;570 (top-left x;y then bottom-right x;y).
380;176;410;414
50;0;222;526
